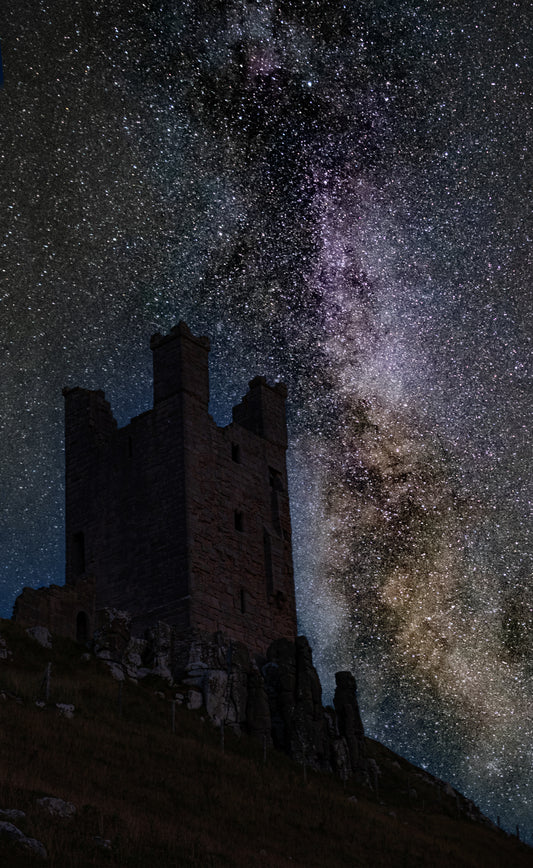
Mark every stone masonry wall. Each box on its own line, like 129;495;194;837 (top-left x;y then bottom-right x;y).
186;383;296;653
59;323;297;653
12;578;96;643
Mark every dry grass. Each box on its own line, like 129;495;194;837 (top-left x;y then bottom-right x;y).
0;619;530;867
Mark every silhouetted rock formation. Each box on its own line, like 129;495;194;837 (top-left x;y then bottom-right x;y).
334;671;367;782
90;609;368;782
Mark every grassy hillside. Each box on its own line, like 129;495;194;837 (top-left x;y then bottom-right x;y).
0;619;530;867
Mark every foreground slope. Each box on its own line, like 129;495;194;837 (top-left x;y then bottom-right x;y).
0;620;530;868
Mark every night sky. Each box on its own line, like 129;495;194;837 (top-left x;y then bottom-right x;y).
1;0;532;836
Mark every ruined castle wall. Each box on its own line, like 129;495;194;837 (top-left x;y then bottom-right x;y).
59;323;297;651
63;394;190;634
104;399;190;631
185;406;297;654
12;578;96;642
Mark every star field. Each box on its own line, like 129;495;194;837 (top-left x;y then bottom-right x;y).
1;0;532;837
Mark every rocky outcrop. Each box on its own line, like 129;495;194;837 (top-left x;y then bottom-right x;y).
334;671;367;783
36;797;76;819
173;631;258;731
90;611;368;783
93;609;132;662
26;626;52;649
0;635;11;660
264;636;332;770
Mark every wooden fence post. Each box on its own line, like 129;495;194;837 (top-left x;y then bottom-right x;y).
45;662;51;703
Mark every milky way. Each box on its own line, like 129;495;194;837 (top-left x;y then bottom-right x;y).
1;0;531;835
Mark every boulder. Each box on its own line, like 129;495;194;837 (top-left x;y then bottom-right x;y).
56;703;75;719
176;632;254;730
94;609;131;660
121;637;145;676
186;688;203;711
105;662;126;682
36;797;76;818
0;809;25;822
143;622;173;681
0;821;47;860
26;626;52;649
0;635;11;660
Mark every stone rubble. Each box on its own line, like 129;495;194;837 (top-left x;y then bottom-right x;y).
0;820;48;860
26;626;52;649
0;635;11;660
56;703;75;719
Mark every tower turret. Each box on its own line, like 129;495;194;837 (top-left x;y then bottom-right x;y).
232;376;288;448
150;321;210;408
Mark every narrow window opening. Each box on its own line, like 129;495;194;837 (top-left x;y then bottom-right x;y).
234;510;244;532
76;611;89;645
231;443;241;463
240;589;247;614
264;530;274;598
269;467;282;532
269;467;283;492
72;532;86;575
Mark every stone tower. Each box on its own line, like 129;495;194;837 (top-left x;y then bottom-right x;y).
61;322;297;653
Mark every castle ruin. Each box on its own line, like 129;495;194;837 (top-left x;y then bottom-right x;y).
14;323;298;654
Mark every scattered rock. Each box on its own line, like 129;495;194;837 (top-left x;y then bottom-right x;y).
56;703;75;719
0;821;25;842
106;662;125;682
121;637;145;678
26;626;52;649
0;821;47;860
18;834;48;860
143;621;173;681
0;635;11;660
35;700;46;708
0;809;26;822
93;835;112;851
36;797;76;818
186;688;203;711
94;609;131;659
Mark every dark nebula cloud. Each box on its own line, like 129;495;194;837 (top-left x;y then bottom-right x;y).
1;0;531;835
